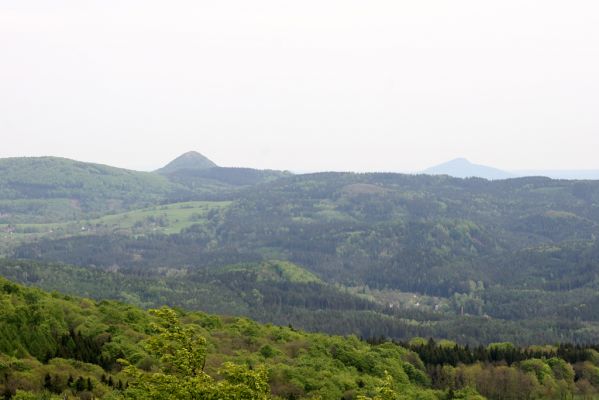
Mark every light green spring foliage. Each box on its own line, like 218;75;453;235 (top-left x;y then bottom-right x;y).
121;307;269;400
357;372;397;400
145;308;208;377
0;157;178;224
5;274;598;399
354;371;446;400
0;277;457;399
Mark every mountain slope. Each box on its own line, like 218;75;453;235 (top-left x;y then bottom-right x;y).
1;271;598;398
0;154;289;224
0;274;442;399
9;172;599;344
0;157;190;223
165;166;292;191
424;158;514;180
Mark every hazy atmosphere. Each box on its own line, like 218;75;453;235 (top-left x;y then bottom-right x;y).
5;3;599;398
1;0;598;172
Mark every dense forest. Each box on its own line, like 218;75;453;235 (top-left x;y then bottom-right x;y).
3;155;599;346
3;258;599;347
2;275;599;399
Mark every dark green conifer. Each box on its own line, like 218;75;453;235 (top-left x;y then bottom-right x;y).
43;373;52;390
75;376;85;392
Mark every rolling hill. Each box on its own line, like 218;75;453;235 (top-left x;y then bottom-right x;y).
1;272;597;399
0;274;438;399
4;168;599;345
0;156;187;223
0;265;599;400
0;154;290;224
3;154;599;346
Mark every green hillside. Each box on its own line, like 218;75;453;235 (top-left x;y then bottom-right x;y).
0;201;230;255
4;255;599;347
5;158;599;346
2;274;599;399
0;157;186;223
0;156;290;225
163;167;292;194
0;275;441;399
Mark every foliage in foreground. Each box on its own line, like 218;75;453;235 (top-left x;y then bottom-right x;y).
2;275;599;399
0;276;444;399
121;307;270;400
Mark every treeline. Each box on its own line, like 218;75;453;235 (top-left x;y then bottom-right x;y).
369;338;599;399
398;338;599;366
4;258;599;346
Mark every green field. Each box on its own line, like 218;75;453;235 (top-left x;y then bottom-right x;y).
220;260;322;284
0;201;230;254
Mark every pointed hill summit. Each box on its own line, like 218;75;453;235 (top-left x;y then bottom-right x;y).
157;151;217;174
157;151;291;188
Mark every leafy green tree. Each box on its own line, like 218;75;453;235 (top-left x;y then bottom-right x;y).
43;373;52;390
356;371;441;400
357;372;398;400
121;307;270;399
447;387;485;400
519;359;553;384
12;391;39;400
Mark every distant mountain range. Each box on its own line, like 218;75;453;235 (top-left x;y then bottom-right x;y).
155;152;599;181
423;158;599;180
152;152;599;181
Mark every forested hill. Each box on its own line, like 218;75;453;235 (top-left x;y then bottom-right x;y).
2;274;599;399
0;157;183;222
0;275;445;399
0;155;290;223
4;156;599;346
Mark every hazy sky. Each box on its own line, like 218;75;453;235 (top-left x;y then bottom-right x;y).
1;1;598;172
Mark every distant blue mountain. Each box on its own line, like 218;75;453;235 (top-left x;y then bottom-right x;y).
423;158;599;180
423;158;514;180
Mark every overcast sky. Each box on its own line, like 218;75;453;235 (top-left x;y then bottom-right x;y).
1;1;598;172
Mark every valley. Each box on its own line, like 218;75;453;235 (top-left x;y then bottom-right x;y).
2;153;599;398
2;154;599;345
